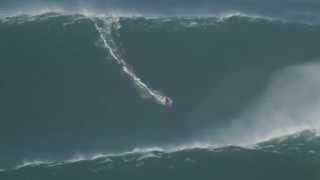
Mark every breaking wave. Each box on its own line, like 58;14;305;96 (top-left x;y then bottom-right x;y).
2;130;320;180
2;12;320;179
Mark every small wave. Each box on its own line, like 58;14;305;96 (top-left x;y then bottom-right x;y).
136;153;162;161
14;160;54;170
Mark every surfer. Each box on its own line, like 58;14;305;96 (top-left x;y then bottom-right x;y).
161;96;173;107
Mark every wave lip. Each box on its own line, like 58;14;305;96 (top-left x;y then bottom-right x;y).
14;160;53;170
257;129;320;154
7;129;320;172
1;1;320;24
0;10;284;24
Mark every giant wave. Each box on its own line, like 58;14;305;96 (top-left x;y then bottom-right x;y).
1;12;320;179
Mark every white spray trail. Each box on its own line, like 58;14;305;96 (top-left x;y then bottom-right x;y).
93;17;172;107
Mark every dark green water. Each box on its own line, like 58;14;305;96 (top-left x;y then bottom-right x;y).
1;13;320;179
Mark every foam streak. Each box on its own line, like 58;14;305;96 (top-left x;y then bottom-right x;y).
93;18;172;107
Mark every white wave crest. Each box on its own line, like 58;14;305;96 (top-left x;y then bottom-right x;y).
14;160;53;169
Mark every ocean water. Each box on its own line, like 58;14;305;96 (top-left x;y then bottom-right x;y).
1;130;320;179
1;10;320;179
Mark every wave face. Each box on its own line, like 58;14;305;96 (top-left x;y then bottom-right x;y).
1;130;320;180
2;13;320;178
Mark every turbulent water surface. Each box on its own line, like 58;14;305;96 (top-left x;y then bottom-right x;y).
1;9;320;179
1;130;320;179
